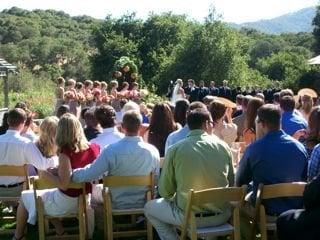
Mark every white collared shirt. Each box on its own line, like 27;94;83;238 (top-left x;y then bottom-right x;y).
0;130;56;185
90;127;124;149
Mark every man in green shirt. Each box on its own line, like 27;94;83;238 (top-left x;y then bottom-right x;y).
144;108;234;240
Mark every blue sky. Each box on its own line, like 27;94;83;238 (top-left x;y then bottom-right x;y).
0;0;317;23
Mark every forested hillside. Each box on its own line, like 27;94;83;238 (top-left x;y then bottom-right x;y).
0;6;317;97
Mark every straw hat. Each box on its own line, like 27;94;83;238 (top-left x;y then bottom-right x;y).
297;88;318;98
216;97;237;108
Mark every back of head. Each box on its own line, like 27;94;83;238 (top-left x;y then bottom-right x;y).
280;89;294;99
174;99;190;126
7;108;26;128
149;103;175;133
306;106;320;145
246;97;264;129
84;108;99;128
280;96;295;112
56;104;70;118
236;94;244;105
189;101;207;111
122;110;142;135
94;105;116;129
123;101;140;113
242;95;252;111
203;95;215;106
187;108;211;130
38;116;59;157
209;100;226;122
257;104;281;131
56;113;88;152
273;92;280;104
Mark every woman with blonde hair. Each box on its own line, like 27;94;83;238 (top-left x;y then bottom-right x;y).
13;114;100;240
299;95;313;121
36;116;59;159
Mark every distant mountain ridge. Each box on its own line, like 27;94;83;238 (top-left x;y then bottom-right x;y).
230;7;316;34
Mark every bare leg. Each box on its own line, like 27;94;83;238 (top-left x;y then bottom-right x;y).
14;201;28;239
50;219;65;235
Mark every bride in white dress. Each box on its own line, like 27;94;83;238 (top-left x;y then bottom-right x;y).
171;79;186;105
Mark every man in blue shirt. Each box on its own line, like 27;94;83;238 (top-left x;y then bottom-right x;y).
236;104;308;216
280;96;307;136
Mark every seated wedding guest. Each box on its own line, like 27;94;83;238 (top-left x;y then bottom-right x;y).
90;105;124;149
140;103;151;124
236;104;308;217
280;96;308;136
209;100;237;146
82;108;101;141
56;104;70;119
13;113;99;239
0;112;9;135
144;103;179;157
165;101;206;153
277;175;320;240
298;95;313;121
243;97;264;145
273;92;280;105
173;99;189;127
232;94;244;118
145;108;234;240
72;110;160;208
233;95;251;141
203;95;215;107
21;113;38;142
293;106;320;155
0;108;55;200
115;99;128;124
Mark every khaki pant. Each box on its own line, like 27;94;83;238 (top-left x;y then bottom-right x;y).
144;198;231;240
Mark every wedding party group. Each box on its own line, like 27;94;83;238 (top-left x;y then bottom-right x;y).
0;76;320;240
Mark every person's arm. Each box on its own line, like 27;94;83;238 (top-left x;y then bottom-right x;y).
25;142;54;170
159;148;176;199
40;153;72;190
308;146;320;180
235;148;252;187
226;147;235;186
72;148;111;183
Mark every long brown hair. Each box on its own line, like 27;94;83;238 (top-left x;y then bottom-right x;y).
306;106;320;149
245;97;264;131
148;103;177;156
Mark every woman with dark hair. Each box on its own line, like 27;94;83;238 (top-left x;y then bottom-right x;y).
173;99;190;127
293;106;320;154
144;103;179;157
243;97;264;145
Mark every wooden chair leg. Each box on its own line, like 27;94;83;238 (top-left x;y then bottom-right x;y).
78;195;86;240
37;199;45;240
234;207;241;240
260;206;268;240
147;218;153;240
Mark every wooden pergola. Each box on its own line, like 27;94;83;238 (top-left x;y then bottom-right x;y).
0;58;17;107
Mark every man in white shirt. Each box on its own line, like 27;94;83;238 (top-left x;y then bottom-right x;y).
0;108;54;197
90;105;124;149
73;110;160;208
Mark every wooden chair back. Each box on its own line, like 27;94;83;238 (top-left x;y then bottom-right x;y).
31;176;87;240
254;182;307;240
102;173;155;240
181;186;247;240
0;165;29;234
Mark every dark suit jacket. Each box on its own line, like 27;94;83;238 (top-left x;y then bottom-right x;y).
209;87;219;96
198;87;210;102
219;87;232;100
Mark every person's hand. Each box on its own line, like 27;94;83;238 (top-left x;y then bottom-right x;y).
47;167;58;176
293;129;307;140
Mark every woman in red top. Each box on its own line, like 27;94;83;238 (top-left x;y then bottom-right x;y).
14;113;100;240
